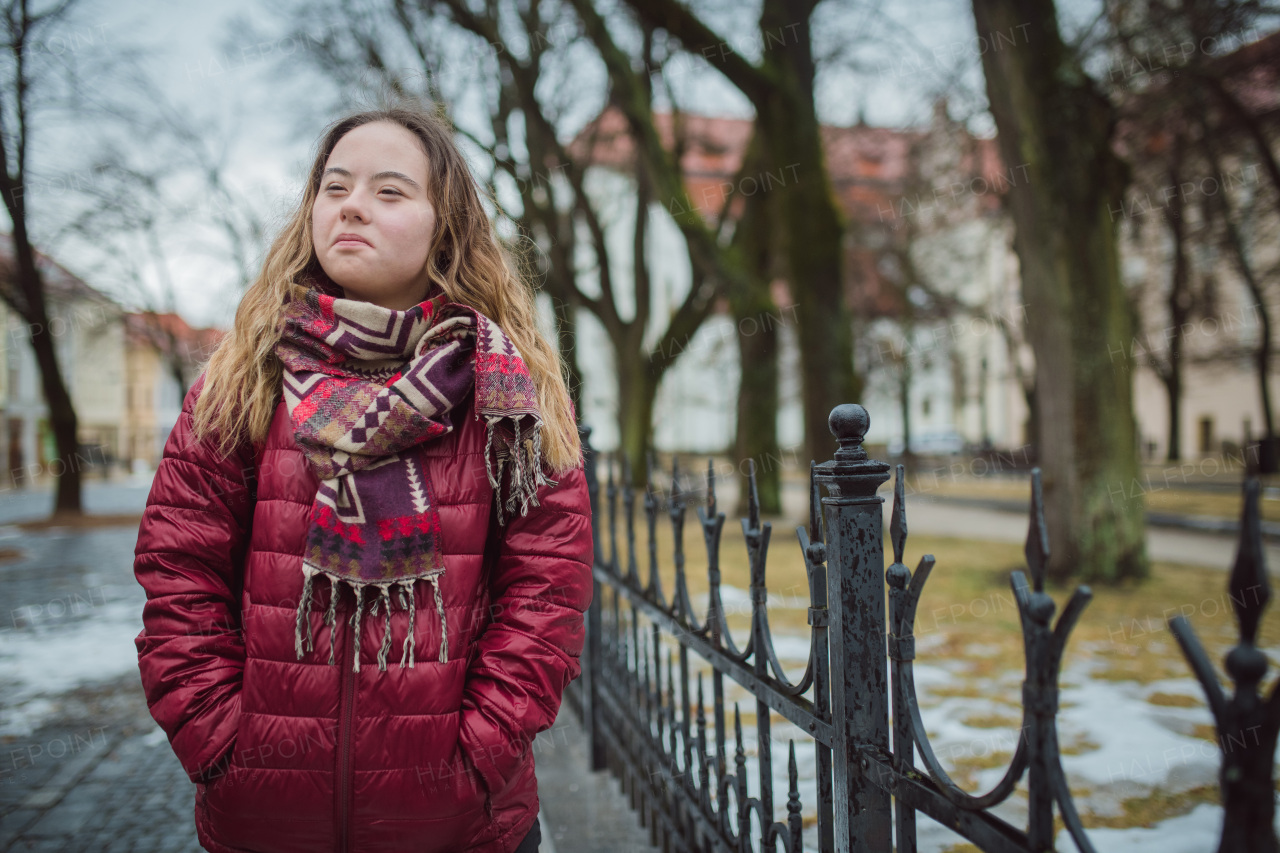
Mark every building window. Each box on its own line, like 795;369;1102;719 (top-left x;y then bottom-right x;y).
922;397;931;417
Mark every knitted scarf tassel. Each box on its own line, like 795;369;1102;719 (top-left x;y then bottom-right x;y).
484;414;558;527
294;565;447;672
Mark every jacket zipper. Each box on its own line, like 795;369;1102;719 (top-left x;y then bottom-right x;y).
337;594;356;853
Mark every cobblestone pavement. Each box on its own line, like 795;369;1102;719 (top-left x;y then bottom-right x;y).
1;678;202;853
0;478;201;852
0;479;654;852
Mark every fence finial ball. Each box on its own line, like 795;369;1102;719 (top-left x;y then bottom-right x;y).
829;403;870;462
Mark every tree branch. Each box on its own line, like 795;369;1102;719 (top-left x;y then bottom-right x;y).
617;0;772;101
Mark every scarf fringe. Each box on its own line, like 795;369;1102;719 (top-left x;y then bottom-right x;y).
483;415;560;528
326;574;339;666
398;585;415;668
376;585;393;671
295;566;448;672
296;566;318;658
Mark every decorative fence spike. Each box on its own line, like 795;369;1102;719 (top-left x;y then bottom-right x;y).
1230;478;1269;646
891;462;907;565
808;459;822;544
705;457;716;518
787;739;803;852
1025;468;1049;593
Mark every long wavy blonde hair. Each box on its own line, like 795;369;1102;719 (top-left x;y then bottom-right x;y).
193;103;582;472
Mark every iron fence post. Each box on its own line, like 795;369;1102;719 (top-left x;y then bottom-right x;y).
580;426;606;771
814;404;893;852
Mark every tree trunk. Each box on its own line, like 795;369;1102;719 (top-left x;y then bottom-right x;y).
7;230;83;515
972;0;1146;582
548;292;584;419
733;298;781;516
753;0;859;467
730;132;782;517
1163;155;1191;463
616;353;658;493
1219;199;1275;452
35;332;82;511
731;280;782;518
1165;373;1182;463
899;353;912;462
1024;383;1037;459
169;355;190;405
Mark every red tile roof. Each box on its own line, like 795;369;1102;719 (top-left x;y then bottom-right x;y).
125;311;224;363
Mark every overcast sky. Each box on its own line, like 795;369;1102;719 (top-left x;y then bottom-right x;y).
29;0;1010;329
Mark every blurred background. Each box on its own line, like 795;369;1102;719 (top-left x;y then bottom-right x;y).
1;1;1280;850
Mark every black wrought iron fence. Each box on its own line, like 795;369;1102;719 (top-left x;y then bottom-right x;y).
564;403;1280;853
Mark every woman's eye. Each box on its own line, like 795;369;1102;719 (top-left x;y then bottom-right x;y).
320;184;400;195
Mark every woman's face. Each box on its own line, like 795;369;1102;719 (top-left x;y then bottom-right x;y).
311;121;438;311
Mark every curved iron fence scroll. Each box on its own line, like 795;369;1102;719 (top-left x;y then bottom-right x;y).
565;404;1279;853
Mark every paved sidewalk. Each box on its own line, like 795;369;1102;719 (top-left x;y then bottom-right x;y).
881;498;1280;569
533;710;660;853
1;680;200;853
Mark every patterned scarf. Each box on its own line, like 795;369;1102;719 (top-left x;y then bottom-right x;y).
274;270;556;673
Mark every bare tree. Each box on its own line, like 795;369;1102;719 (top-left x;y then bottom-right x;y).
619;0;861;470
0;0;91;514
57;88;270;398
972;0;1147;582
1107;0;1280;469
1197;109;1280;465
561;0;780;510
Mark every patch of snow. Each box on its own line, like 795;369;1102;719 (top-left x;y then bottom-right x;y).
692;583;807;617
0;697;58;740
1054;802;1280;853
767;635;815;662
1055;659;1218;796
964;642;1006;657
141;723;170;747
0;595;144;737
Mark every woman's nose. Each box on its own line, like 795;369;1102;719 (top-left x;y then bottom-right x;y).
340;191;369;222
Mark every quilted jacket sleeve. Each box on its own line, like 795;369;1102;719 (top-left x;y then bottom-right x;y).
133;372;257;784
458;450;594;799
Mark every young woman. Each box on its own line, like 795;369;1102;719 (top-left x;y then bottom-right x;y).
133;103;593;853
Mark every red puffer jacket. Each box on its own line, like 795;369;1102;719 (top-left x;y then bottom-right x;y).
133;371;593;853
